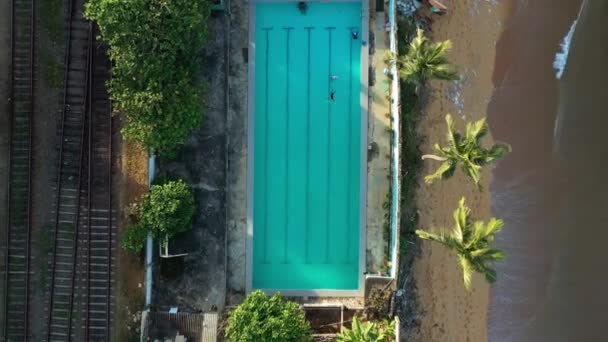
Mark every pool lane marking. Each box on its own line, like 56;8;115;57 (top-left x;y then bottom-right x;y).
325;26;336;264
304;26;313;264
283;27;294;264
346;27;357;263
262;27;272;264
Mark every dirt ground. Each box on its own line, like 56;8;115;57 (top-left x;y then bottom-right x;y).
406;1;508;341
225;0;249;307
114;137;148;342
0;0;10;334
153;11;228;313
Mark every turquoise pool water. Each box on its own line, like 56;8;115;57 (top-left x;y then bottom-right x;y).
252;1;362;290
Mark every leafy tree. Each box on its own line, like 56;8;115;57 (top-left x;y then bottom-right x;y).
226;290;311;342
415;197;505;290
85;0;210;153
121;179;195;253
336;317;395;342
396;28;458;87
423;114;511;188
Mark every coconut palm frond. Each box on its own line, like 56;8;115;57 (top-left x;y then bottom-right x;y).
384;50;397;66
409;28;426;52
423;159;456;184
452;197;469;243
417;197;505;290
483;267;498;284
486;143;512;163
427;39;452;62
462;161;483;188
445;114;460;149
431;68;460;82
415;229;461;251
423;114;511;187
480;218;504;240
470;248;505;261
464;118;488;144
459;255;474;290
398;28;458;86
336;316;395;342
466;221;487;248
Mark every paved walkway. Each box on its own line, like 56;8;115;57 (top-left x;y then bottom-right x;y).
365;6;392;275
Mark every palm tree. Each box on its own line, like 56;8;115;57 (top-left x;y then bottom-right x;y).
335;317;395;342
415;197;505;290
423;114;511;188
397;28;458;87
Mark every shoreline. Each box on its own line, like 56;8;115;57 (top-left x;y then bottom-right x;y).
486;0;602;340
409;1;508;341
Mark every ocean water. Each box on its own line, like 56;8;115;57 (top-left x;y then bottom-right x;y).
252;2;362;290
488;0;608;340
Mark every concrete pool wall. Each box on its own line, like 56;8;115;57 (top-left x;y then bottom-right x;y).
246;0;369;296
226;0;397;301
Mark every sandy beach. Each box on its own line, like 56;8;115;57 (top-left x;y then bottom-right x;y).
410;1;508;341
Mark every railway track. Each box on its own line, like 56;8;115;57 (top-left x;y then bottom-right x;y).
44;0;115;338
45;0;93;339
82;27;115;341
3;0;35;340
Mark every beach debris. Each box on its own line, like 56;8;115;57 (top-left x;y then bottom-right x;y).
429;0;448;15
397;0;422;16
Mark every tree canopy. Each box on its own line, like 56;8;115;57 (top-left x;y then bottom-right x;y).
85;0;211;153
121;179;195;253
226;291;312;342
416;197;505;290
423;114;511;188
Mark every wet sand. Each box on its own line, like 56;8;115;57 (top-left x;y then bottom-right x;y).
411;1;507;341
488;0;608;341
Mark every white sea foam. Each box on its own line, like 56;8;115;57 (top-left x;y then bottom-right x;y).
553;20;577;80
552;1;587;153
553;1;586;80
446;70;468;117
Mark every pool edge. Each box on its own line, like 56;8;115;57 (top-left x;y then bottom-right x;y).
246;0;369;298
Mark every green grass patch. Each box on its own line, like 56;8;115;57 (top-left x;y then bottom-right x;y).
40;48;63;88
40;0;64;43
397;17;423;259
61;223;75;233
36;227;53;294
9;196;27;226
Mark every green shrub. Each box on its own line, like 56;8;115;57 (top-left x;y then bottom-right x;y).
121;223;147;253
226;291;312;342
336;317;395;342
85;0;211;154
121;179;195;253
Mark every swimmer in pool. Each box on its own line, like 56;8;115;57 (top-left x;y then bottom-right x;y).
330;91;336;101
352;30;359;40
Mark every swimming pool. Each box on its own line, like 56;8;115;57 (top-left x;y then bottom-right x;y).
248;1;366;294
